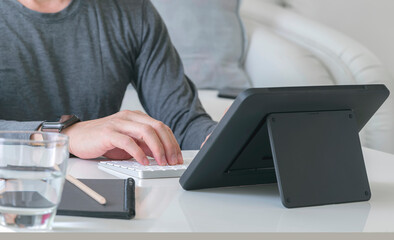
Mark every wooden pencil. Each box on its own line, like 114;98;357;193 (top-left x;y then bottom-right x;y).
65;174;107;205
54;165;107;205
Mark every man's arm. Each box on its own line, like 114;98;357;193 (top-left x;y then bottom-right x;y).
133;0;217;150
1;0;215;165
61;0;216;165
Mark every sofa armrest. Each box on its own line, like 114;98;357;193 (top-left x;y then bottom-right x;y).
240;0;394;153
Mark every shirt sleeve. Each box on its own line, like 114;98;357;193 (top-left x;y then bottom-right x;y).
132;0;217;150
0;120;43;131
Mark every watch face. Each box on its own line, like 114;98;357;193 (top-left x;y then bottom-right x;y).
41;122;63;132
42;115;80;132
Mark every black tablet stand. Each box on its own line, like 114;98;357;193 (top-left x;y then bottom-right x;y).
181;85;387;209
266;110;371;208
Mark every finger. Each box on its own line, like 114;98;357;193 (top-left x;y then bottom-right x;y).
135;139;154;158
123;113;182;165
109;132;149;165
111;119;168;166
164;126;183;164
116;111;182;165
201;134;211;149
103;148;132;160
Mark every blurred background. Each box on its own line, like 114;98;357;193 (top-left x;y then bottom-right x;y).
124;0;394;154
283;0;394;80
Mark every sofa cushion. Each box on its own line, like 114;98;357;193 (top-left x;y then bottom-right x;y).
243;23;335;87
151;0;250;89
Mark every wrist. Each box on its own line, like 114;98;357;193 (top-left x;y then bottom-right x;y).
61;121;82;156
61;121;80;136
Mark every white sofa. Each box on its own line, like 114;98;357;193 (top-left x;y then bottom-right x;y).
282;0;394;82
122;0;394;154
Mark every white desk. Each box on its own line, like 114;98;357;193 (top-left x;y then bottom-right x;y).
35;147;394;233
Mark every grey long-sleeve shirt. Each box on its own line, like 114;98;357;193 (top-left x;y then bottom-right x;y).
0;0;216;149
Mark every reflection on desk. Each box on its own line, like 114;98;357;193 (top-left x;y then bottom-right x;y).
178;185;370;232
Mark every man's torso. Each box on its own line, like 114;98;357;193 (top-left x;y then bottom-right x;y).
0;0;144;121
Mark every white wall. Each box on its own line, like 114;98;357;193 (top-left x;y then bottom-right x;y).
284;0;394;79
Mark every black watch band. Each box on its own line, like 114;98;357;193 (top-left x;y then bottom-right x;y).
41;115;81;133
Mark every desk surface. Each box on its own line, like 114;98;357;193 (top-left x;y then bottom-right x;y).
50;147;394;232
2;147;394;233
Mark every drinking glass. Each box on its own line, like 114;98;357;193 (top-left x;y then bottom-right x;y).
0;131;68;231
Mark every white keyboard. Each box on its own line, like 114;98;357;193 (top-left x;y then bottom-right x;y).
98;150;198;179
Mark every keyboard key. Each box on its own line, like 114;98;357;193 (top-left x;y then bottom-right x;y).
98;150;198;179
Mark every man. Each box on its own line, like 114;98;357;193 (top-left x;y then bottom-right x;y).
0;0;216;166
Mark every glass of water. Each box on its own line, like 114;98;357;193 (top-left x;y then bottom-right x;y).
0;131;68;231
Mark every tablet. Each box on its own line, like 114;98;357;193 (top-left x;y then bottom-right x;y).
179;85;389;207
217;87;245;99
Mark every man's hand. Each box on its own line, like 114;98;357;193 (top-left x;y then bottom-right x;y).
62;110;183;166
200;134;211;149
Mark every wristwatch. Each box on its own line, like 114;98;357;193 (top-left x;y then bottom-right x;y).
41;115;81;133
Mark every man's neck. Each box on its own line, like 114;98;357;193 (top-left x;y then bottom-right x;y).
17;0;72;13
